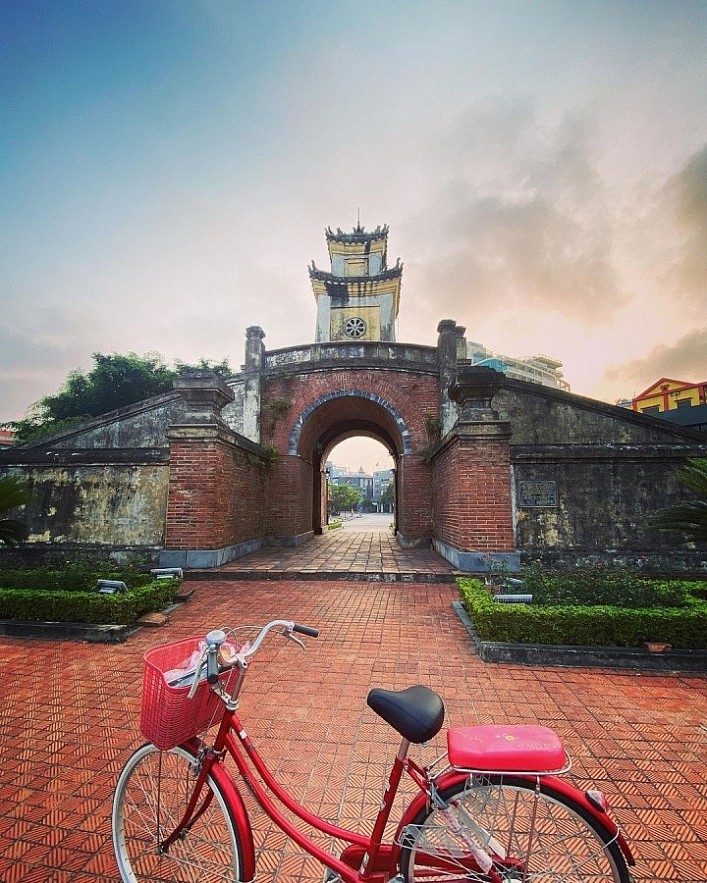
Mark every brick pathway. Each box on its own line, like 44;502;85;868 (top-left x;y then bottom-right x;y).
1;579;705;881
212;517;456;577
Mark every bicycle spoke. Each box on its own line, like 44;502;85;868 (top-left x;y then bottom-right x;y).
113;744;243;882
400;778;629;883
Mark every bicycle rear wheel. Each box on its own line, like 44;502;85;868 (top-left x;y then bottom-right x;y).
398;776;630;882
112;743;245;883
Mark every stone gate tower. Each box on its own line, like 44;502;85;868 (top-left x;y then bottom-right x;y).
309;223;402;342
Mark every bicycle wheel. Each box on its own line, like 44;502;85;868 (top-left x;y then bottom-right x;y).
112;743;245;883
398;776;631;883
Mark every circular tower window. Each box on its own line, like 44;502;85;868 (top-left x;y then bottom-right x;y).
344;317;367;338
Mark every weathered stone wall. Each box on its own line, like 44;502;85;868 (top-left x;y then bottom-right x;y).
495;383;700;445
0;456;168;549
35;394;184;449
498;380;707;559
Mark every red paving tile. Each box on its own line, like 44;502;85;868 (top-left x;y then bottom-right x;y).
0;578;705;881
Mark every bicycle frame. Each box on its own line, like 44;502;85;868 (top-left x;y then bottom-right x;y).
161;698;428;883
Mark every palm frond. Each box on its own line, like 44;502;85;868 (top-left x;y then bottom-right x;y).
0;475;30;513
0;476;30;547
675;458;707;496
0;519;28;548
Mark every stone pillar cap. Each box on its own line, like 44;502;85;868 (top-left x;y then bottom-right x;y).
173;373;234;422
449;366;504;404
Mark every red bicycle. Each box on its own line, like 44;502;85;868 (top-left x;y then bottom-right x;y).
112;619;635;882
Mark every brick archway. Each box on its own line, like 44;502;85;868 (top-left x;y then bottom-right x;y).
289;392;407;535
158;332;521;568
288;389;413;455
262;364;439;546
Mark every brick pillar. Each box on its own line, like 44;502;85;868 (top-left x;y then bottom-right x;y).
432;367;519;573
162;374;268;568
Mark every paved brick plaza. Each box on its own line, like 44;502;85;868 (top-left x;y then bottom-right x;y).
0;528;705;881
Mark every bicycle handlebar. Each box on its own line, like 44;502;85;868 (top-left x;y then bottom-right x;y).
243;619;319;657
292;623;320;638
183;619;319;698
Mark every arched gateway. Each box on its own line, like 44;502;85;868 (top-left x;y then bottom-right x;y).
161;320;518;570
2;224;706;571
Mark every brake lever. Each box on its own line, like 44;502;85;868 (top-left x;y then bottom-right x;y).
187;652;207;699
285;630;306;651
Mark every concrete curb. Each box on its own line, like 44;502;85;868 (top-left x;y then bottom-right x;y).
452;601;707;673
0;619;138;643
0;603;184;644
185;570;457;584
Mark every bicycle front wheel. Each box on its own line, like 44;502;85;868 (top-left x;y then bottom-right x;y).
112;743;245;883
399;776;631;882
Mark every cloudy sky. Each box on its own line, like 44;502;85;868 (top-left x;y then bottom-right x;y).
2;1;706;470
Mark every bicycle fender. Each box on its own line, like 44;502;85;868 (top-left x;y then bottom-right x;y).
393;769;634;868
530;774;635;866
183;739;257;880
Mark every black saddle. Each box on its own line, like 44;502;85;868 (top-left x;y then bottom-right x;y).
367;685;445;744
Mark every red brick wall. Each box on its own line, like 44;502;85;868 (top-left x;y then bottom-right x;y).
432;434;515;551
397;455;433;538
262;369;439;455
266;454;312;538
165;434;267;550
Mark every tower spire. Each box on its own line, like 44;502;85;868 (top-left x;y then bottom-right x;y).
309;223;402;343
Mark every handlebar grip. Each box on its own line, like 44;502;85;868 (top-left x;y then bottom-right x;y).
293;623;319;638
206;646;220;684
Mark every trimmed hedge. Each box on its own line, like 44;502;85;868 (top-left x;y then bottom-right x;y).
521;564;692;608
0;564;151;593
458;578;707;650
0;579;180;625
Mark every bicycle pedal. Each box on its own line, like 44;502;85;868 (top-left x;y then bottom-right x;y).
323;869;342;883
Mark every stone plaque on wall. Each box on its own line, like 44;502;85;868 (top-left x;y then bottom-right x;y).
518;480;558;507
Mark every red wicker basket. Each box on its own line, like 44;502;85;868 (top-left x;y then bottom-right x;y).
140;637;223;751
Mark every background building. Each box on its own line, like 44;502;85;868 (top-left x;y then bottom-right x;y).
467;342;570;391
621;378;707;434
326;462;394;511
0;429;16;449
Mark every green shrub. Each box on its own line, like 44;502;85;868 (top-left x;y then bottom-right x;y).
522;562;690;608
458;578;707;650
0;578;180;625
0;553;151;593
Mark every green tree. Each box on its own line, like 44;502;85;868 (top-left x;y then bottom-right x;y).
380;483;395;508
6;353;232;443
0;475;30;547
649;458;707;542
328;482;364;513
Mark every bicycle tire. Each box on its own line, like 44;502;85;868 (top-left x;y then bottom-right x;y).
398;776;631;883
112;742;245;883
